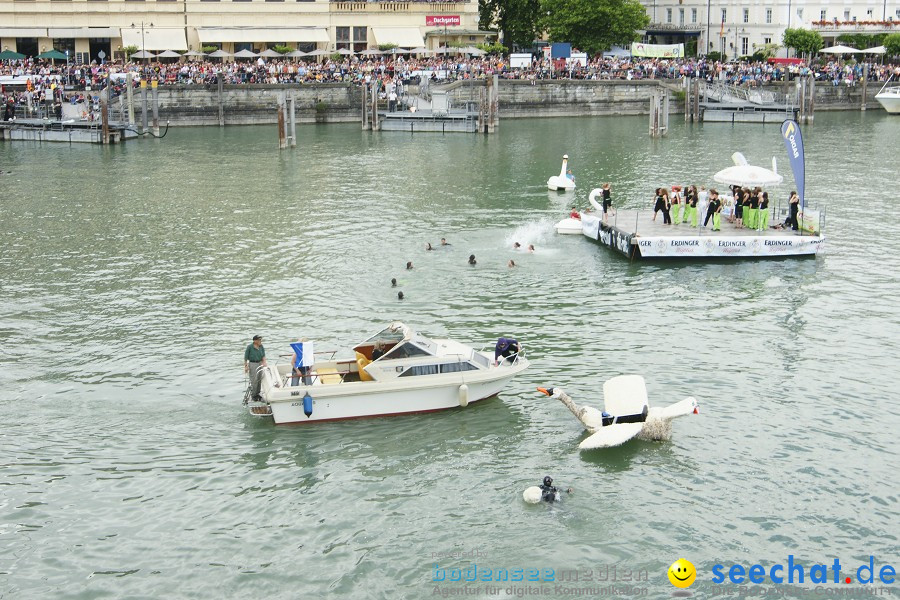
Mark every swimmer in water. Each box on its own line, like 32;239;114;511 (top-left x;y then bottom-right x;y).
398;291;404;300
406;261;413;270
508;260;516;268
527;244;535;253
440;237;450;246
513;242;521;250
539;476;559;502
391;278;397;287
468;254;477;265
426;243;433;251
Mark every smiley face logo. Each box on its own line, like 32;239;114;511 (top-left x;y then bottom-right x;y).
668;558;696;588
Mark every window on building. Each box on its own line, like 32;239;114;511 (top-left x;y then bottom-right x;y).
764;37;772;45
691;8;697;23
667;8;672;23
797;8;803;19
852;15;857;21
743;8;749;23
352;26;366;52
741;37;748;55
866;8;873;16
721;8;727;23
896;9;900;18
766;8;772;23
820;9;827;20
844;9;850;20
679;8;685;26
53;38;75;56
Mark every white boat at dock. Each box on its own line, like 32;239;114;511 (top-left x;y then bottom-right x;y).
247;322;529;424
875;80;900;114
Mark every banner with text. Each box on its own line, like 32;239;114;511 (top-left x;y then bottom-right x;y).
630;43;684;58
426;15;461;26
633;236;824;258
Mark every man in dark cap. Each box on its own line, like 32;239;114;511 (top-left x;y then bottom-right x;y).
244;335;267;401
539;476;559;502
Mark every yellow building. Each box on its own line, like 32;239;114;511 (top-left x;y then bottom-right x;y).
0;0;490;62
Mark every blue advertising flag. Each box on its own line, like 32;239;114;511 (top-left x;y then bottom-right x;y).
290;342;304;368
781;119;806;210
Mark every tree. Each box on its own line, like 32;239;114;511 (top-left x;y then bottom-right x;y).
885;33;900;57
479;0;542;51
123;45;139;61
782;28;823;59
539;0;649;56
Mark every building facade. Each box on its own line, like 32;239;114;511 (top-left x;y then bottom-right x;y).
0;0;489;62
638;0;900;58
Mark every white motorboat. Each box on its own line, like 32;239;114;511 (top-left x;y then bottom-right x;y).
248;322;529;424
547;154;576;191
875;80;900;114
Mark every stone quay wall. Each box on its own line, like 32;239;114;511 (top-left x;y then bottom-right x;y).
147;79;881;126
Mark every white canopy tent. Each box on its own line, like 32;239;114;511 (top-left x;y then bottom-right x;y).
820;45;863;54
120;27;188;52
862;46;886;54
371;27;426;48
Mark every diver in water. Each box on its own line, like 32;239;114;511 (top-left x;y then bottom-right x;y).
539;476;560;502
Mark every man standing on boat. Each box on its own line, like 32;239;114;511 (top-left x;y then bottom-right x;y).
244;335;267;401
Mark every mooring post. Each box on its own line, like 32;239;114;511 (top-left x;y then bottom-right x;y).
277;94;286;149
372;82;380;131
798;78;806;123
217;73;224;127
684;78;690;122
807;74;815;123
151;79;160;136
490;74;499;132
362;83;368;130
693;78;700;121
101;89;110;144
661;88;669;135
126;73;135;125
289;96;296;147
861;63;869;111
649;90;658;137
140;79;148;134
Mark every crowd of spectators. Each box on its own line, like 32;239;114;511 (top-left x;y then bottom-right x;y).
2;53;898;118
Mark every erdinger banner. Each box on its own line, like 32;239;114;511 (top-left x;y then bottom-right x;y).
781;120;806;210
426;15;460;26
630;43;684;58
635;236;824;258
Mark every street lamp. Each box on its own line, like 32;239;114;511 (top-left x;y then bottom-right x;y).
131;22;153;63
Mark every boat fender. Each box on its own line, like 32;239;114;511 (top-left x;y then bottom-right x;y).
303;392;313;418
458;384;469;408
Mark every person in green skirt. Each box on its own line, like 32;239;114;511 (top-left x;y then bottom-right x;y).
671;187;683;225
688;185;700;227
759;191;770;230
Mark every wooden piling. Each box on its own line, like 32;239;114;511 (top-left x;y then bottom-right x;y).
151;79;160;136
100;90;110;144
289;96;296;147
362;83;368;130
140;80;148;133
861;63;869;111
277;94;286;149
807;74;815;123
126;73;135;125
217;73;224;127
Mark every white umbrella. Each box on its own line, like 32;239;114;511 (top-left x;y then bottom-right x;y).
820;45;862;54
208;49;232;58
131;50;157;59
336;48;355;56
713;152;784;187
466;47;487;56
307;49;330;56
184;50;207;57
862;46;886;54
410;47;432;55
157;50;183;58
286;50;308;58
234;49;259;58
260;49;283;58
360;48;383;56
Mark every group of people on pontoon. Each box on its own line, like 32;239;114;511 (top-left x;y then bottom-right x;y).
651;185;799;232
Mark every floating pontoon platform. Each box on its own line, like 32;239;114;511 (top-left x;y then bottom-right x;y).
579;210;824;259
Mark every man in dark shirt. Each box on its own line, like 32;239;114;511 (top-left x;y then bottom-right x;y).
244;335;267;401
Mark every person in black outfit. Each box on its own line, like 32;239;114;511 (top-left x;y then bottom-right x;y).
539;476;559;502
601;183;612;222
704;189;719;227
787;191;800;230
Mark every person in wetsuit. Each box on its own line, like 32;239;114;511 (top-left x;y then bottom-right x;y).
539;476;560;502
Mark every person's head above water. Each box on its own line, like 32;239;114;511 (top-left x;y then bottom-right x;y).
391;278;397;287
513;242;521;249
468;254;476;265
406;261;413;270
543;476;553;487
398;291;404;300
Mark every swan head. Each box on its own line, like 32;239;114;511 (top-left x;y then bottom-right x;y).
537;386;563;398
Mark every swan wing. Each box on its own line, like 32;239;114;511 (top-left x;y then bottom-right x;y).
603;375;649;416
580;406;606;430
579;423;643;449
651;397;698;420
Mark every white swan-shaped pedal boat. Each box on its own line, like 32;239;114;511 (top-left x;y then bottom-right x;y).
554;187;607;234
538;375;699;450
547;154;576;191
